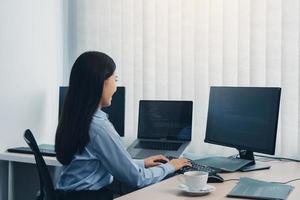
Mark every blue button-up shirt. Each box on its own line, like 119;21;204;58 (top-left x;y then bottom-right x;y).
57;109;175;191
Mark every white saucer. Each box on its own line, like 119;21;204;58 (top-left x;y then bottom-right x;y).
178;184;215;195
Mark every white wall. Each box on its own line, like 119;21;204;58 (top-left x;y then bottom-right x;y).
0;0;66;151
68;0;300;159
1;0;299;159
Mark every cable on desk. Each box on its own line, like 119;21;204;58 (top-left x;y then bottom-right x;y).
228;151;300;163
254;154;300;163
271;178;300;184
254;158;275;162
223;178;239;182
224;178;300;184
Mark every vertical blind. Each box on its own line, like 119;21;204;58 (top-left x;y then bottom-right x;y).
67;0;300;159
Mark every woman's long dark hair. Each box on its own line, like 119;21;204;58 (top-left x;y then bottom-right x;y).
55;51;116;165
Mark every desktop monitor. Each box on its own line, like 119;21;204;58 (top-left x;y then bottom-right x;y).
204;86;281;163
59;86;126;137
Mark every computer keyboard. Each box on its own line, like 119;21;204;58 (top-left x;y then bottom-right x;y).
135;141;181;151
166;156;220;175
178;162;218;174
164;156;224;183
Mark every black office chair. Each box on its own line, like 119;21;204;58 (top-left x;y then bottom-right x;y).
23;129;113;200
23;129;57;200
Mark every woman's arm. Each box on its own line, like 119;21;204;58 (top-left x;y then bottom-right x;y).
132;159;145;168
90;121;175;188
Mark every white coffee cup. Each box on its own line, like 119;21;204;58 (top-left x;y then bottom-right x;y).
178;171;208;191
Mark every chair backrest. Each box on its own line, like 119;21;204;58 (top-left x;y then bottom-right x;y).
23;129;57;200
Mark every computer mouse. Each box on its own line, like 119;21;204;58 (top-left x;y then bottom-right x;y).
208;174;224;183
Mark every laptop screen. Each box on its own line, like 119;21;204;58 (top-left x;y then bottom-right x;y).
137;100;193;141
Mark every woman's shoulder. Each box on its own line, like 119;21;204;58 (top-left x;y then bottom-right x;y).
90;116;119;139
88;117;123;150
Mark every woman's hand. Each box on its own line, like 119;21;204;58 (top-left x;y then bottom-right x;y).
144;155;169;168
169;158;192;170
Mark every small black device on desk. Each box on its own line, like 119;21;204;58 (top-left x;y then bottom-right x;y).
7;144;56;157
164;156;224;183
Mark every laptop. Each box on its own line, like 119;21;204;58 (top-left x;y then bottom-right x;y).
127;100;193;159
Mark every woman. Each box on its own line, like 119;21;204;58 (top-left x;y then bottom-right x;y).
55;51;191;200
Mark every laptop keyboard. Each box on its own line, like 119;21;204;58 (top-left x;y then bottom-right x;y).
134;141;182;151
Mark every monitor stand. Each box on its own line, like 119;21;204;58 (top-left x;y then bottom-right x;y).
238;149;271;172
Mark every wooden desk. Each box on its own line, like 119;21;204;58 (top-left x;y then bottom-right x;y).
116;161;300;200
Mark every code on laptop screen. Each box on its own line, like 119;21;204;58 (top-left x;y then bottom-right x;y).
137;100;193;141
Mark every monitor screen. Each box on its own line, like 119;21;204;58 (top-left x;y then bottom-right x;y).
204;87;281;155
59;86;125;137
137;100;193;141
